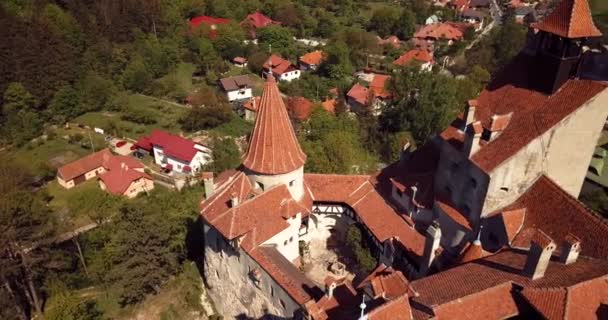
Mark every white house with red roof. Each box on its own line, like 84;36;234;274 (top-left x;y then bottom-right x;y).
393;49;435;71
263;54;300;82
134;130;211;175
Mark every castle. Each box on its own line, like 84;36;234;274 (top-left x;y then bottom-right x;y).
200;0;608;318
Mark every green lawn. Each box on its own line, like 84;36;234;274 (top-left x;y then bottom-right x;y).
45;179;98;232
9;127;108;173
73;93;188;140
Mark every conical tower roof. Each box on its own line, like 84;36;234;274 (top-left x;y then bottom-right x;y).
533;0;602;38
242;75;307;174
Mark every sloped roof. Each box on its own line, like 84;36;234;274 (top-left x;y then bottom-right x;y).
242;12;279;29
439;54;607;172
287;96;314;121
243;96;260;112
505;175;608;259
394;49;434;66
520;287;568;319
242;75;307;174
410;248;608;318
370;74;391;99
347;84;370;106
414;23;466;41
263;54;297;75
368;295;413;320
305;174;426;259
147;130;202;163
532;0;602;38
57;149;113;181
300;50;325;66
98;166;151;195
219;75;252;91
321;98;337;114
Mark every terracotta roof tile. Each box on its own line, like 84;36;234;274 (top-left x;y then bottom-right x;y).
414;23;466;41
506;175;608;259
263;54;297;75
394;49;434;66
520;287;568;319
241;12;279;29
242;75;307;174
495;208;526;244
321;98;337;113
431;282;519;319
436;197;474;231
287;96;314;121
305;174;426;258
300;50;325;66
441;53;607;172
368;295;413;320
410;248;608;316
532;0;602;38
57;149;113;181
248;246;316;304
370;75;391;99
347;84;370;106
98;165;151;195
243;96;260;112
458;241;491;264
310;281;360;319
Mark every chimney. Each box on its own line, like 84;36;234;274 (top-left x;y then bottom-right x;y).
400;140;412;163
202;172;215;198
325;279;337;298
420;221;442;275
523;229;556;280
230;192;239;208
464;100;477;127
409;185;419;217
463;121;483;157
559;233;581;265
488;113;512;140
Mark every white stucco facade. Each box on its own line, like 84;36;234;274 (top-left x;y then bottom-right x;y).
278;70;300;82
226;87;252;102
152;144;212;176
245;166;305;201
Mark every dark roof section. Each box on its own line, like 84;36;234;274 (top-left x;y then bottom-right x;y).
219;75;253;91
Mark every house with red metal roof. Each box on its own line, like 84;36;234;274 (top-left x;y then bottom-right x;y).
263;54;301;82
240;11;280;38
189;16;231;38
199;0;608;318
134;130;211;176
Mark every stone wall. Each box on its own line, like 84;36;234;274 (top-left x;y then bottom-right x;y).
202;225;301;318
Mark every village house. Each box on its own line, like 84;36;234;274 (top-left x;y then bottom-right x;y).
393;49;435;71
232;56;248;68
346;74;391;116
240;11;280;38
263;54;301;82
200;0;608;319
218;75;253;102
134;130;212;176
287;96;314;122
241;96;260;122
299;50;325;71
461;9;485;31
414;22;468;45
57;148;153;198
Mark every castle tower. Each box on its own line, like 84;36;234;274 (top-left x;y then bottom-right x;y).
525;0;602;94
242;74;307;200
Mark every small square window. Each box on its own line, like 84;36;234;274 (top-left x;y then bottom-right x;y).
289;180;295;187
283;240;288;246
289;237;293;242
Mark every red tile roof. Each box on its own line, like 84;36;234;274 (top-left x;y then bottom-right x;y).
57;149;113;181
435;197;474;231
242;12;279;29
410;248;608;318
146;130;202;163
458;241;490;264
394;49;434;66
98;165;151;195
263;54;297;75
520;287;568;319
368;295;413;320
347;84;370;106
242;75;307;174
370;75;391;99
300;50;325;66
308;280;360;319
305;174;426;259
287;96;314;121
414;23;466;41
233;57;247;64
248;246;316;304
243;96;260;112
532;0;602;38
357;264;412;300
440;54;607;172
505;175;608;259
493;208;526;244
